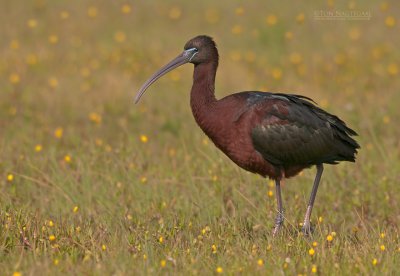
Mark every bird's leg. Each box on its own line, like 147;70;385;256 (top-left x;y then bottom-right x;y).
272;174;285;236
302;164;324;235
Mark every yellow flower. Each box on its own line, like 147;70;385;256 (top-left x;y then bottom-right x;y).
271;68;282;80
10;40;19;50
35;144;43;152
308;248;315;256
53;259;59;265
387;63;398;76
285;31;293;40
311;264;317;273
89;112;102;124
160;259;166;267
385;16;395;27
48;77;59;88
372;258;378;265
212;244;217;253
334;53;346;65
27;19;37;28
26;54;38;65
143;254;147;260
80;67;91;78
245;51;256;63
216;266;223;273
60;11;69;19
49;235;56;241
48;220;54;227
267;190;274;197
114;31;126;43
140;176;147;184
64;155;72;163
312;241;318;247
266;14;277;26
9;106;17;116
348;27;361;41
73;206;79;213
48;35;59;44
168;6;181;20
235;7;244;16
7;174;14;182
9;73;20;84
289;53;303;65
159;236;164;244
95;138;103;146
140;135;148;143
268;180;274;188
380;245;385;251
383;116;390;124
121;4;132;14
13;272;22;276
54;127;63;139
380;232;385;238
327;234;333;242
102;244;106;251
257;259;264;266
231;24;243;35
104;144;112;152
88;6;98;18
318;216;323;223
296;13;305;24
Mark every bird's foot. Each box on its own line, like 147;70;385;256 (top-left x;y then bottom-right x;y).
301;222;314;236
272;212;284;237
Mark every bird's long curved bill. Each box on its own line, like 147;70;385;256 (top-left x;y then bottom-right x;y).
134;52;191;104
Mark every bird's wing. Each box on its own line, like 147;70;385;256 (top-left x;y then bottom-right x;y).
248;93;358;166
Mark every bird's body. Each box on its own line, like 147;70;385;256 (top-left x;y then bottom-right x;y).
135;35;359;235
189;57;358;180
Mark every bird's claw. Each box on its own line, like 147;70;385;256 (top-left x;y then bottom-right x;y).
301;223;314;236
272;212;284;236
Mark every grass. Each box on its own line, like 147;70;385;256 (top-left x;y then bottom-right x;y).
1;0;399;275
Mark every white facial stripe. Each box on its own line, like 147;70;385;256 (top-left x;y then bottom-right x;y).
184;48;198;61
189;52;198;62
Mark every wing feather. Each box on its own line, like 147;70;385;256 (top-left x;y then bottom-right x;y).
249;93;359;166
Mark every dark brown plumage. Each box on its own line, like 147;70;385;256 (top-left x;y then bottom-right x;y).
135;35;360;235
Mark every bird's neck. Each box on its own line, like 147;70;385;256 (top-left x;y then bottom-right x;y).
190;62;218;124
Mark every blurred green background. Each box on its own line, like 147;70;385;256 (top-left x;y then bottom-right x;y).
0;0;399;275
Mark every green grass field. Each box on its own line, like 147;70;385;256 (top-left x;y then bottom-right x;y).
1;1;399;275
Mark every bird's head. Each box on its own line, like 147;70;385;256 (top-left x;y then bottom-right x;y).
183;35;218;65
134;35;218;103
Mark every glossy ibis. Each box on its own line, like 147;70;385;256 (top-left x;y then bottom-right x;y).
135;35;360;235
